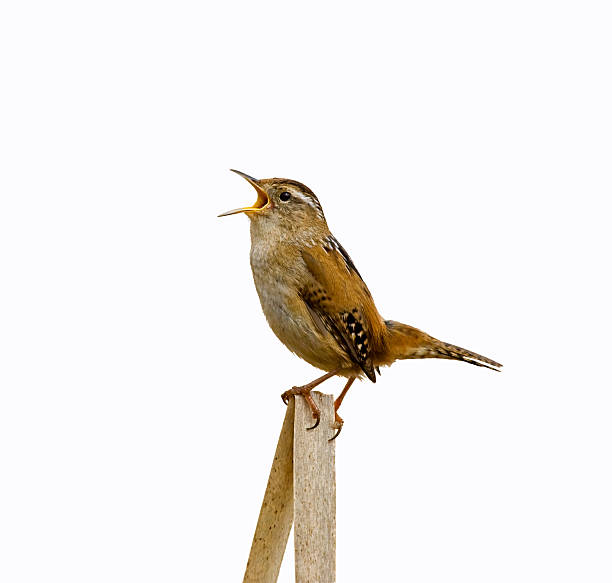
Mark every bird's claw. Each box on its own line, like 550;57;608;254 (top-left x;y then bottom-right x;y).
281;386;300;406
329;413;344;442
306;413;321;431
280;385;322;430
329;426;342;441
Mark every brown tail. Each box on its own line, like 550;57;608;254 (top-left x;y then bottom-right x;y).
384;320;503;371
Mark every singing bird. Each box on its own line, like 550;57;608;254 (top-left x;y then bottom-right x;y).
219;170;502;439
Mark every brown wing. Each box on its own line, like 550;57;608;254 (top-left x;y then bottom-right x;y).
300;238;386;382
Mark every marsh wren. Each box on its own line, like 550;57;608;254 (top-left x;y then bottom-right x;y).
219;170;502;439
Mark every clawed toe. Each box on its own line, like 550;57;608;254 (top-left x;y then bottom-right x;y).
279;371;351;436
281;386;303;405
280;385;322;430
280;385;348;439
329;412;344;441
306;412;321;431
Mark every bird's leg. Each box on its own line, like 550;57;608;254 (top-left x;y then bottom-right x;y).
281;369;339;430
329;377;356;441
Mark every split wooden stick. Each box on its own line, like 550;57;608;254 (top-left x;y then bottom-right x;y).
243;392;336;583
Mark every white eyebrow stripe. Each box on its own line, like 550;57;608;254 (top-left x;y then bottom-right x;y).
287;187;325;220
293;191;314;204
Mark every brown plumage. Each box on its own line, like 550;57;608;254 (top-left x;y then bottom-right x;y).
219;170;502;439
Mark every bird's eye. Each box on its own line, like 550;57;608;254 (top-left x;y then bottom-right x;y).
279;191;291;202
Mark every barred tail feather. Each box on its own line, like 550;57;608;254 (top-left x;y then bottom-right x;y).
384;320;503;371
432;341;502;371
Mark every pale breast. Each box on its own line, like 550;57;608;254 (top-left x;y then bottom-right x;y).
249;239;350;372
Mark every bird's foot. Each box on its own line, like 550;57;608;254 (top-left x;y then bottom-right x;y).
281;385;321;430
329;411;344;442
327;376;355;441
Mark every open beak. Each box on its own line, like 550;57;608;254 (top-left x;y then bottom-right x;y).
218;169;270;217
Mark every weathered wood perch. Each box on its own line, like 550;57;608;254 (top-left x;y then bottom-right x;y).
243;392;336;583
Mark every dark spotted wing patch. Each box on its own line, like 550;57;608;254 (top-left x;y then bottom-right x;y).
341;310;370;363
301;286;348;349
339;308;376;381
301;286;376;382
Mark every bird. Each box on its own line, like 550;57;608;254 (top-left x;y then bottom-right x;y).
219;169;502;440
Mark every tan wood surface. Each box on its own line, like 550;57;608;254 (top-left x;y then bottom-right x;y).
242;393;336;583
293;392;336;583
243;400;295;583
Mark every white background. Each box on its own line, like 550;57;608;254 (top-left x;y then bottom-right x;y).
1;1;611;581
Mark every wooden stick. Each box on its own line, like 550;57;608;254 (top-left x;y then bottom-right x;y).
243;400;295;583
293;391;336;583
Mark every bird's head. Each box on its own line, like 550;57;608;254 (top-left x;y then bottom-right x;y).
218;170;327;233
